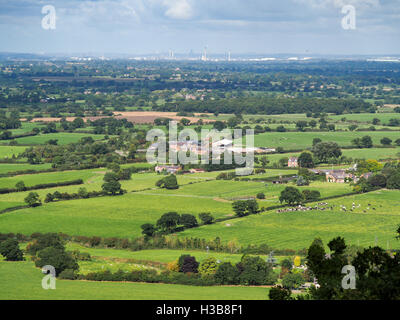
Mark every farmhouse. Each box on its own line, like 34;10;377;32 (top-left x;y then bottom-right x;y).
309;168;373;183
288;157;298;168
168;138;272;156
155;165;182;174
169;140;208;155
326;170;355;183
169;140;200;152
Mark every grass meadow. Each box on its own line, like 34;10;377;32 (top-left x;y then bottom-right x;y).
328;113;400;124
244;131;400;149
0;174;353;241
65;243;272;264
0;146;27;158
203;112;400;125
0;169;101;189
0;191;233;238
0;261;269;300
0;163;52;174
258;147;400;163
0;170;216;212
12;132;106;145
178;190;400;250
140;180;352;201
9;122;45;134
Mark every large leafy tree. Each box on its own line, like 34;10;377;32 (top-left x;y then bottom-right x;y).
279;186;303;205
357;159;383;174
156;174;179;190
232;199;259;217
24;192;41;207
198;212;214;225
215;262;240;285
259;156;270;168
380;137;392;146
306;234;400;300
102;172;122;195
35;247;79;275
311;142;342;163
282;273;305;289
361;135;373;148
306;237;347;300
26;233;65;255
141;223;157;238
387;172;400;189
156;212;181;233
0;238;24;261
351;247;400;300
237;255;277;285
298;152;314;168
179;214;198;228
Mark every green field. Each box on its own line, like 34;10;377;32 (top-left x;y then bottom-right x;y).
0;175;353;240
0;112;398;300
0;191;233;238
0;169;100;189
329;113;400;124
0;163;53;174
203;112;400;125
178;190;400;250
247;131;400;149
0;146;27;158
0;170;217;212
0;261;269;300
65;243;270;264
9;122;45;135
259;147;400;163
12;132;106;145
140;180;352;201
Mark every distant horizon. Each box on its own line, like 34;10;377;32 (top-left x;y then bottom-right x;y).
1;1;399;56
1;51;400;60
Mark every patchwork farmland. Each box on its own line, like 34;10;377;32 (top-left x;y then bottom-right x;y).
0;57;399;302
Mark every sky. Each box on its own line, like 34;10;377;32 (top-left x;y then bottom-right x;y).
0;0;399;55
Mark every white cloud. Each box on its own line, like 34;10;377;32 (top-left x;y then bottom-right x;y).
163;0;193;19
293;0;380;9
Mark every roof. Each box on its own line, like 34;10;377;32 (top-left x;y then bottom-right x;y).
326;170;354;179
212;139;233;146
156;165;181;169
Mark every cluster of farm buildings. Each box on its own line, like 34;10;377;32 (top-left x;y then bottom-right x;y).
150;138;275;156
288;156;372;183
152;141;372;183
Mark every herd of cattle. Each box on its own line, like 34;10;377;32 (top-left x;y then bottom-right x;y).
277;202;380;213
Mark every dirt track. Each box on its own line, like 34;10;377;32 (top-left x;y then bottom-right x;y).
113;111;214;124
20;112;215;124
